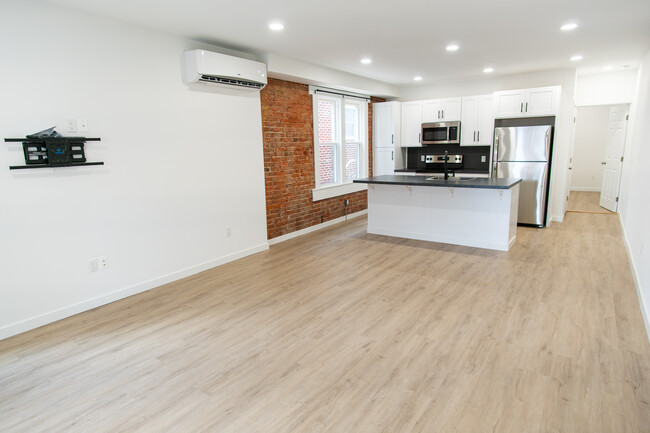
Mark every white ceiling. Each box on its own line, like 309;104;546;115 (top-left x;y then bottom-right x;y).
43;0;650;85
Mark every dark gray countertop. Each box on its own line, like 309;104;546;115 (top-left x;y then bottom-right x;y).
354;175;522;190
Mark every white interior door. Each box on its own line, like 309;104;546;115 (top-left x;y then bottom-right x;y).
599;105;629;212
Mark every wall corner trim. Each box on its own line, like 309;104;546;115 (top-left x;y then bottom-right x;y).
0;242;270;341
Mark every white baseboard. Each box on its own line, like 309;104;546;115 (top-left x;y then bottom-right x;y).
570;187;601;192
268;210;368;245
0;242;269;341
619;214;650;342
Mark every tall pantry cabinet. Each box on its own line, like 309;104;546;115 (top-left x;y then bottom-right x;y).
372;101;403;176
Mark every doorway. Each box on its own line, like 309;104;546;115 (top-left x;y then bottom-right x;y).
568;103;629;214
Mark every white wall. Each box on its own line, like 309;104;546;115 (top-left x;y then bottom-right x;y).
619;50;650;338
570;106;611;191
575;69;639;106
0;0;269;339
397;68;577;224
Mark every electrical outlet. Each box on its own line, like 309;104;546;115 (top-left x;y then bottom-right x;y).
99;256;108;270
67;119;77;133
78;118;88;133
421;155;425;162
226;227;232;237
481;155;487;163
88;258;98;273
344;199;349;206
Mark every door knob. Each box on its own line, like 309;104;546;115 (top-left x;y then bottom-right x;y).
601;161;606;165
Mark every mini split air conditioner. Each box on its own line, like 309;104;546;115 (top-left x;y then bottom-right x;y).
183;49;267;90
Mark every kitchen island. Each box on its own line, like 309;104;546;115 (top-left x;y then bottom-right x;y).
353;175;522;251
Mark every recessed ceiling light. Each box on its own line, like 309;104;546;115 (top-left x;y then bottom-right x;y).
268;22;284;31
446;44;460;52
360;58;372;65
561;22;578;31
413;76;423;81
570;55;583;61
483;67;494;73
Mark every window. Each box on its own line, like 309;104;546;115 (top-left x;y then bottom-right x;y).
312;90;368;200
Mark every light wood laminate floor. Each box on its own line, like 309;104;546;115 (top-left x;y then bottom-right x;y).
1;213;649;432
568;191;615;214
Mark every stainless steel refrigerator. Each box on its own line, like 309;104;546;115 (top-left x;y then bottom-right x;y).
492;125;552;227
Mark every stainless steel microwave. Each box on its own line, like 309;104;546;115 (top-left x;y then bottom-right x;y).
421;121;460;145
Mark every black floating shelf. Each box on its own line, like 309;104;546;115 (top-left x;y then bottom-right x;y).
9;162;105;170
5;136;103;170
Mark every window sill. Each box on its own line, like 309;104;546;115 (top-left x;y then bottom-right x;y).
312;182;367;201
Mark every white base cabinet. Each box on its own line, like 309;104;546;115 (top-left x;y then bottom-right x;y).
367;183;520;251
374;148;396;176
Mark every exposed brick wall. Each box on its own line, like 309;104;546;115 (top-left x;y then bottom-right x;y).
261;77;384;240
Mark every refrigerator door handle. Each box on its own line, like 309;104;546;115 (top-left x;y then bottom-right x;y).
492;135;499;177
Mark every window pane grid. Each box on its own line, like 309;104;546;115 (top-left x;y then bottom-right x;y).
313;93;366;190
318;143;337;185
318;100;337;144
345;142;360;181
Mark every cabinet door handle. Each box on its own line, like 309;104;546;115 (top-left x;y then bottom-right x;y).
419;133;421;143
477;131;480;141
521;102;523;112
437;110;440;119
525;102;528;112
473;131;476;141
392;134;394;144
391;151;394;161
442;110;444;119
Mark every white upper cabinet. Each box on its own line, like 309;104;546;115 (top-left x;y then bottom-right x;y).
401;101;423;147
441;98;461;121
526;87;559;116
493;86;561;118
422;98;461;122
476;95;494;145
460;94;493;146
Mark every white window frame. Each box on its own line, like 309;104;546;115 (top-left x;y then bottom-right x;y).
311;88;369;201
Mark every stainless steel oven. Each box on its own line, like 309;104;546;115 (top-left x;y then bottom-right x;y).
421;121;460;145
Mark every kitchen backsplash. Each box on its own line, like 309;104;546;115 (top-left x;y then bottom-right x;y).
406;145;491;172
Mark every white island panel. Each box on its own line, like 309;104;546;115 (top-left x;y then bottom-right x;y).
367;183;519;251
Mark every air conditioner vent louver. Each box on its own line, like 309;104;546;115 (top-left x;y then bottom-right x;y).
199;75;265;90
184;50;267;91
